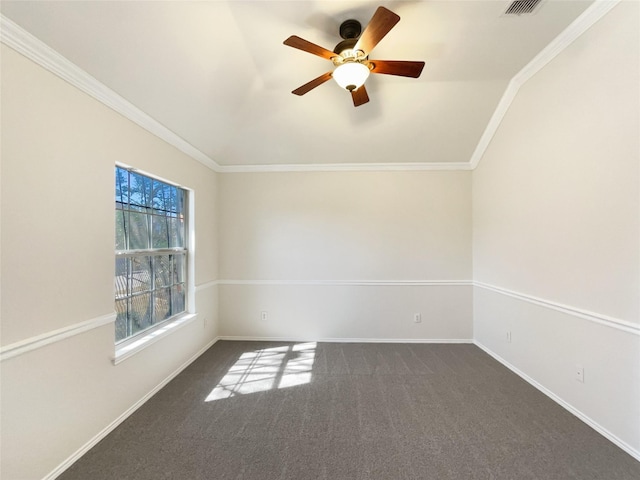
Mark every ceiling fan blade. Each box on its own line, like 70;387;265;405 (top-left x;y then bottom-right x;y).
354;7;400;55
292;72;333;96
283;35;337;60
370;60;425;78
351;85;370;107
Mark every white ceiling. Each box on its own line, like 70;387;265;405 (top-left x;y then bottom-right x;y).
1;0;594;168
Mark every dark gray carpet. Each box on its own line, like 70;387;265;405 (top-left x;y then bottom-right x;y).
60;341;640;479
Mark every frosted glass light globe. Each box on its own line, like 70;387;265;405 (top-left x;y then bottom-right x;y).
332;62;370;91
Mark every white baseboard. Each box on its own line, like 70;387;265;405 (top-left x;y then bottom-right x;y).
218;336;473;344
474;340;640;462
41;335;638;479
44;337;220;480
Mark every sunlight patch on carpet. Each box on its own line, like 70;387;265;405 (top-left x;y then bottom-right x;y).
205;342;316;401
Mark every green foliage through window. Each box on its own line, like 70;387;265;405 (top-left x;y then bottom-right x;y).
115;167;187;343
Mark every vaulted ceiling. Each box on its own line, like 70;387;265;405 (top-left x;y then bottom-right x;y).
1;1;594;169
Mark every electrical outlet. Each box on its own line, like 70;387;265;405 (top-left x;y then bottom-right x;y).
575;364;584;383
413;313;422;324
506;331;512;343
261;311;268;322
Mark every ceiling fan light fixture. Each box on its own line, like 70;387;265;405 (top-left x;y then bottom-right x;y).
332;62;370;92
284;6;422;106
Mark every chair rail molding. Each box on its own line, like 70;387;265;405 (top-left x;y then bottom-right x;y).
0;313;117;361
474;282;639;335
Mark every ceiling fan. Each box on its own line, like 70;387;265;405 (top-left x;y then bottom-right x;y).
283;6;425;107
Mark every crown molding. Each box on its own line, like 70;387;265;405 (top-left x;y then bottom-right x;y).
217;279;472;286
217;162;473;173
468;80;520;170
513;0;621;87
1;1;620;173
0;14;222;173
469;0;620;169
0;14;466;174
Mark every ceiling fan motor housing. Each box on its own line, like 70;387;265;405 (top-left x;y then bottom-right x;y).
339;19;361;40
334;19;361;55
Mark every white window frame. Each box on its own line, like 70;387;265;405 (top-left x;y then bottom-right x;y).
113;164;197;364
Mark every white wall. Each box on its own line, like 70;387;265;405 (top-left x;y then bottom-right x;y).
218;171;473;341
473;1;639;457
0;45;219;480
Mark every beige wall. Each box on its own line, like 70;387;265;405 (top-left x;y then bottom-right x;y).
219;171;471;281
218;171;473;340
473;2;639;321
2;2;640;478
473;1;639;455
0;45;219;479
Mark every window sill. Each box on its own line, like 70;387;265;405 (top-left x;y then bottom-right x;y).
113;313;198;365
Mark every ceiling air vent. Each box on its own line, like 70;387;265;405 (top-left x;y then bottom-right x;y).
505;0;543;15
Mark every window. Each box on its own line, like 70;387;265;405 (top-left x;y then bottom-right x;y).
114;166;187;343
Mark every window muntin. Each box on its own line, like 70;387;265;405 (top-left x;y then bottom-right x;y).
115;167;187;343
